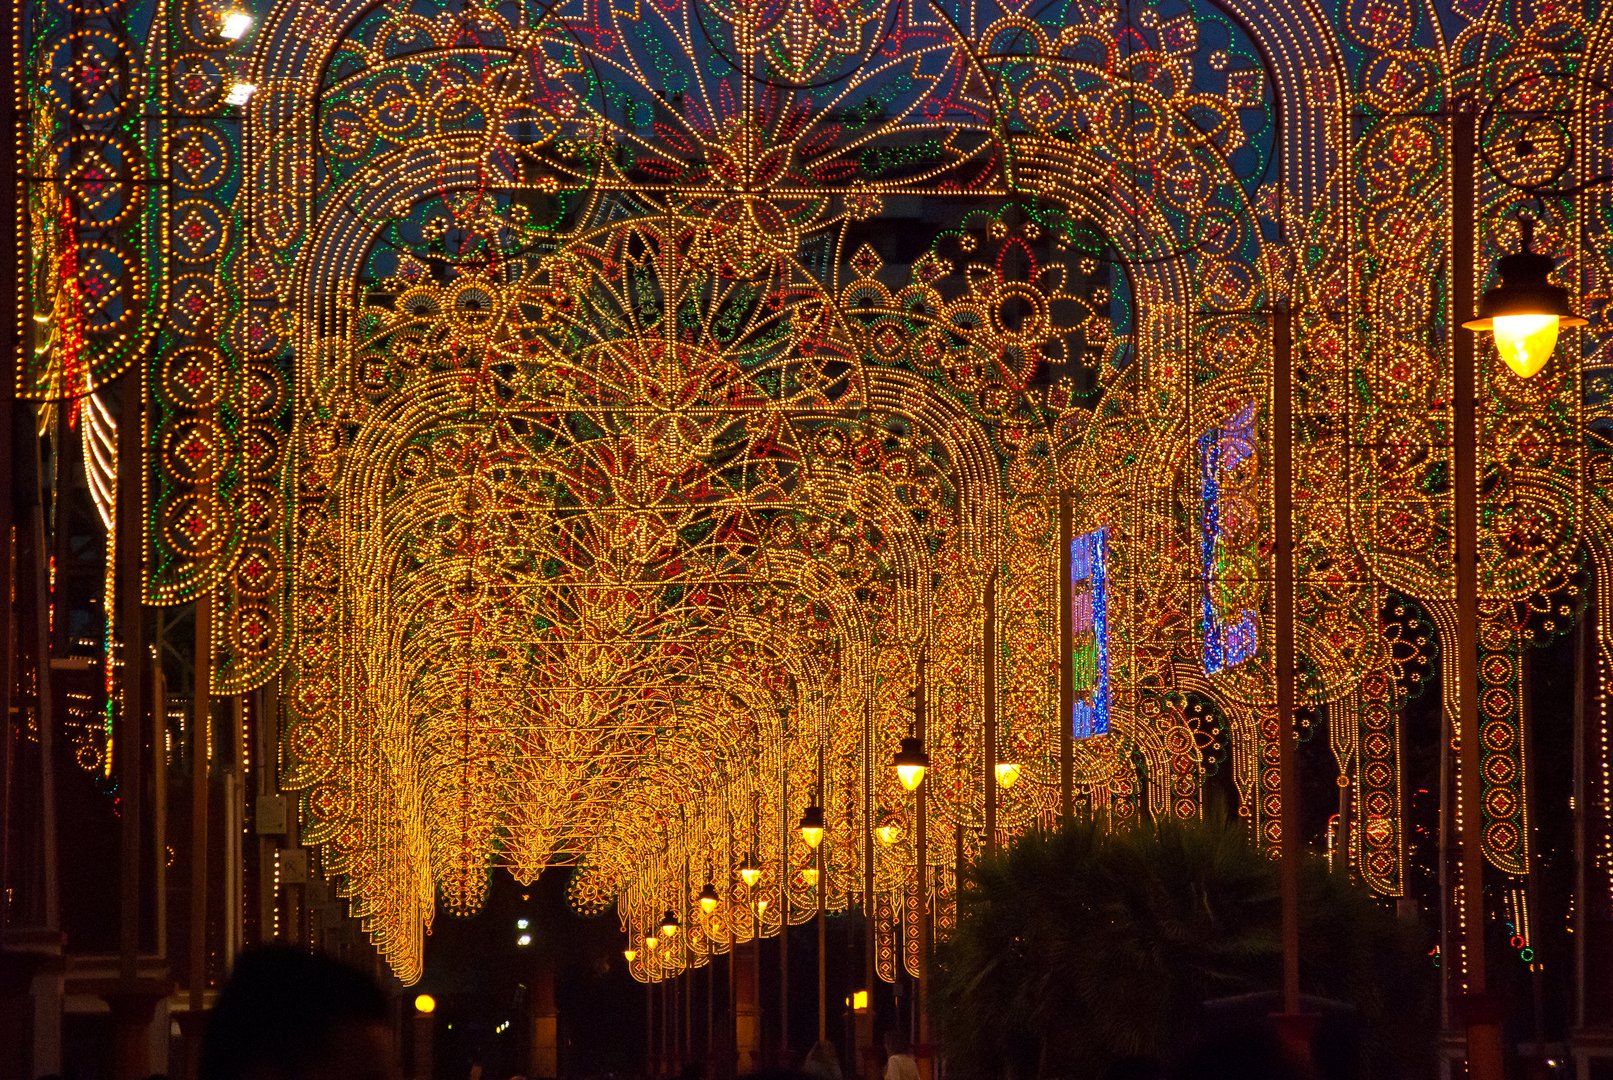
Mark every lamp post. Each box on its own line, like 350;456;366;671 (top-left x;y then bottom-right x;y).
1452;105;1584;1080
412;993;436;1080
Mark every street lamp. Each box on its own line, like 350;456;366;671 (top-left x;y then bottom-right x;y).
698;882;720;914
798;804;825;849
1463;218;1585;378
994;761;1022;789
659;909;681;938
624;947;638;962
892;735;929;791
738;855;762;888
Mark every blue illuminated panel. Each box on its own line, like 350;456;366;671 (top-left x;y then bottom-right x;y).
1070;526;1110;739
1198;402;1258;674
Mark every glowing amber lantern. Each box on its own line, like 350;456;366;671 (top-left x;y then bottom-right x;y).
798;804;825;849
624;947;638;962
659;909;680;938
414;994;436;1014
698;883;720;914
645;933;659;951
1464;220;1585;379
802;866;819;887
875;815;903;845
995;761;1022;789
738;856;762;888
893;736;929;791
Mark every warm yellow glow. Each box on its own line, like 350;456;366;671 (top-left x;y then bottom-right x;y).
994;761;1022;789
219;10;253;38
896;762;926;791
699;894;719;915
875;821;902;845
645;934;659;951
802;866;819;887
624;948;638;962
660;922;678;938
755;898;769;915
1491;313;1559;379
800;824;824;849
850;989;869;1012
739;864;762;888
414;994;437;1015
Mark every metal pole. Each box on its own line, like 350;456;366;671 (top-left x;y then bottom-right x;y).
817;747;827;1044
190;593;211;1018
861;698;875;1080
914;653;929;1057
984;571;997;857
1058;495;1074;824
1452;105;1505;1080
1274;303;1298;1015
116;371;145;984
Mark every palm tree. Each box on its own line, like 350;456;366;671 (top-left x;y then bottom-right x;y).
931;815;1435;1080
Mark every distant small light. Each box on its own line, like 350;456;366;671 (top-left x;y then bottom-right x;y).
516;917;529;929
225;82;256;106
219;10;253;39
517;933;532;946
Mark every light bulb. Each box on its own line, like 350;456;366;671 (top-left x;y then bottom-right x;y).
1492;313;1559;379
994;762;1022;789
803;866;819;887
219;10;253;38
624;948;638;962
645;934;659;951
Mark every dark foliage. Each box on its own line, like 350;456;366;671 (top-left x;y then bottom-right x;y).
931;816;1435;1080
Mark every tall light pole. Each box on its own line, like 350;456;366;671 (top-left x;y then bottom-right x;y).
1454;101;1583;1080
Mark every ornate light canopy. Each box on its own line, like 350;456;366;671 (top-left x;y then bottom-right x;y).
18;0;1613;987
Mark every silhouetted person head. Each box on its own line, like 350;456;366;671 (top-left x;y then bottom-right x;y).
200;945;398;1080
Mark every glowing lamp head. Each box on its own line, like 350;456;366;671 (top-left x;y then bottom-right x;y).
802;866;819;887
659;909;680;938
994;761;1022;789
738;856;762;888
624;947;638;962
850;989;869;1012
798;804;826;849
414;993;437;1015
893;736;930;791
1491;315;1562;380
699;882;720;914
645;933;659;951
755;898;769;916
1464;221;1584;379
224;81;256;107
219;10;253;38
